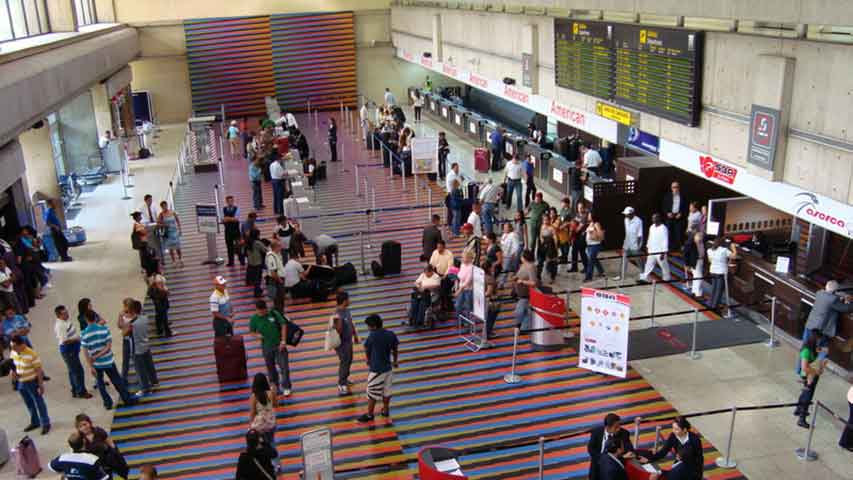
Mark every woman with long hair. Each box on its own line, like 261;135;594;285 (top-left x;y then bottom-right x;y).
73;413;129;479
157;201;183;267
249;373;278;449
584;212;605;281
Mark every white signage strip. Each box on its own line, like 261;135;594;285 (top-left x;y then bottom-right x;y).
397;48;619;143
659;139;853;239
579;288;630;378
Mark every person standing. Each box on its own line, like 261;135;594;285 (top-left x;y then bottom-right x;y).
639;213;671;283
81;314;137;410
794;331;827;428
569;161;584;212
454;251;475;315
618;207;643;280
328;117;338;163
706;237;737;309
249;157;264;210
445;162;465;194
413;91;424;122
500;223;521;282
438;132;450;180
581;144;603;176
274;216;294;263
54;305;91;399
126;300;158;397
478;179;501;236
333;291;358;395
223;196;244;267
245;229;267;298
513;250;538;331
44;198;72;262
429;240;454;277
285;111;298;134
210;276;234;337
522;155;537;208
584;214;605;282
421;214;443;261
525;192;549;255
682;232;706;299
357;314;399;423
249;300;292;397
235;429;278;479
265;239;287;313
449;180;464;237
227;120;241;157
269;157;286;216
467;202;483;238
504;155;524;213
9;335;51;434
489;128;504;171
799;280;853;370
157;201;183;267
383;88;396;106
148;270;172;337
662;181;688;248
587;413;636;480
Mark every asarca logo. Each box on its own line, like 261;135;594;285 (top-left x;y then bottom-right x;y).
469;73;488;89
420;56;433;68
794;192;853;234
442;64;457;78
550;101;586;127
504;85;529;104
699;155;738;185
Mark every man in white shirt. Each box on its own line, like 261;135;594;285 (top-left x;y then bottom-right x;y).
478;179;501;235
283;257;309;288
139;194;159;224
504;156;525;212
265;239;287;312
54;305;91;399
445;162;465;193
269;158;287;216
98;130;112;149
707;237;737;309
581;144;603;176
639;213;671;282
622;207;643;256
467;202;483;238
384;87;396;106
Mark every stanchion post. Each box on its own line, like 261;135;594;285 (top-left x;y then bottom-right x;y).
653;425;662;451
619;250;627;289
355;165;361;197
218;158;226;191
795;404;820;461
359;232;367;275
120;166;131;200
363;178;369;209
724;272;734;320
650;280;657;328
765;296;780;348
633;417;641;447
687;308;702;360
372;187;378;224
537;436;545;480
715;406;738;468
415;175;419;204
401;160;407;190
504;328;522;384
428;187;433;220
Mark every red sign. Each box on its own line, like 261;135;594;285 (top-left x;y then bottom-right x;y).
420;56;433;68
504;85;529;105
469;73;488;89
550;100;586;127
699;155;738;185
752;112;774;147
442;63;458;78
403;50;413;61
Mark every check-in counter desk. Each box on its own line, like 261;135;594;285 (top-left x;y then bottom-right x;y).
438;99;453;123
450;107;467;135
427;94;440;115
464;113;484;144
482;120;499;149
729;248;852;372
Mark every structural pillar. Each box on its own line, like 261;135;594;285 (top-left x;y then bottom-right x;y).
747;55;796;182
521;24;540;94
432;14;443;62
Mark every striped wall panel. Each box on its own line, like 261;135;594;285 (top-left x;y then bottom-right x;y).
184;17;275;118
271;12;358;112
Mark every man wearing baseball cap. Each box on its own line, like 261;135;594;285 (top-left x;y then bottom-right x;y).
617;207;643;281
210;276;234;337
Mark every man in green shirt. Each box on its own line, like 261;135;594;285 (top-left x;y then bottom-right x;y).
526;192;550;254
249;300;292;396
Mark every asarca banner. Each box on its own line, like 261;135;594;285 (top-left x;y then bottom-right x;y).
660;139;853;239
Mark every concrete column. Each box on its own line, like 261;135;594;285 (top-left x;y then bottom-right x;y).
90;83;113;137
522;24;540;94
19;126;61;201
749;55;796;182
432;13;443;61
45;0;79;32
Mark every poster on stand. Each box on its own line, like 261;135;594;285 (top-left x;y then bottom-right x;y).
411;137;438;174
196;204;219;234
579;288;630;378
472;266;485;320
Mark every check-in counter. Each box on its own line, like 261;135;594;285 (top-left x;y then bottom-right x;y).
464;113;484;144
427;94;439;115
451;106;467;135
438;99;452;123
482;120;499;149
545;152;572;197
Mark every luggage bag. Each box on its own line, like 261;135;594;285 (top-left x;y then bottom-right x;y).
214;335;247;382
380;241;402;275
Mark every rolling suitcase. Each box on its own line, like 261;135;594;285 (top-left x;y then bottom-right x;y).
334;262;358;286
14;436;41;478
275;136;289;156
474;148;491;173
64;226;87;246
214;335;247;382
380;241;402;275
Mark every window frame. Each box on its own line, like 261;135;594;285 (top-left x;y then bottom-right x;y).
0;0;50;44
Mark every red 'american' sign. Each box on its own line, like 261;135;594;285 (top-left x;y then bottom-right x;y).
699;155;738;185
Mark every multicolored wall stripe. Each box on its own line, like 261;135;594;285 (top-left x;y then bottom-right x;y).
184;12;357;118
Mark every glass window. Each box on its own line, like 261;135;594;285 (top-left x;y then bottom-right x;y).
0;0;49;42
74;0;97;26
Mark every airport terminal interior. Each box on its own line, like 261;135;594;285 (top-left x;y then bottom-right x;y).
1;1;853;479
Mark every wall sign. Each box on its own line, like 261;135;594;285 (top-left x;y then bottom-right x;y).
624;127;659;155
747;104;781;171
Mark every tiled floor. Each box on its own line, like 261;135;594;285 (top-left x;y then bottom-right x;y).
0;106;849;479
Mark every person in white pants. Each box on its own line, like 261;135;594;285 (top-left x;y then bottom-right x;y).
640;213;671;282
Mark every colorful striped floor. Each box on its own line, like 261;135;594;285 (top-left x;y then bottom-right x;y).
112;116;748;479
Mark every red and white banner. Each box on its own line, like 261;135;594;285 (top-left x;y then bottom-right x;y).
660;139;853;239
579;288;630;378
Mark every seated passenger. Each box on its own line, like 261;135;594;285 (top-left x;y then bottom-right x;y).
408;265;441;327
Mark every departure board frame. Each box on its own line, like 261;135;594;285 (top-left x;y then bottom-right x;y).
553;19;704;127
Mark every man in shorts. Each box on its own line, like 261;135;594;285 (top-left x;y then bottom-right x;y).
357;314;399;423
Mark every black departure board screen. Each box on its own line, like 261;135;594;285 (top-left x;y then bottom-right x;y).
554;19;614;99
553;19;704;127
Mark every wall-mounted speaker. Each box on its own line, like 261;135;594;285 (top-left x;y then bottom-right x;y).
503;77;516;85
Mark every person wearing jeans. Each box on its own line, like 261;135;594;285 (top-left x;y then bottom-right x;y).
249;157;264;210
504;156;524;212
250;300;292;396
454;252;475;315
9;336;50;434
449;180;464;236
513;250;538;331
584;216;605;281
127;300;158;396
269;158;286;216
53;305;91;398
81;313;137;410
333;291;358;395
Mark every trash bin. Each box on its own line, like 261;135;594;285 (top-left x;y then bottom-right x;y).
529;287;569;351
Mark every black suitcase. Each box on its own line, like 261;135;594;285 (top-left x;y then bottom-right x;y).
380;241;401;275
371;260;384;277
334;262;358;286
138;148;151;159
467;182;480;200
316;162;327;181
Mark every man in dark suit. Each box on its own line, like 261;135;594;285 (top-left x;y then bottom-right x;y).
587;413;635;480
422;215;443;261
661;181;688;247
598;435;630;480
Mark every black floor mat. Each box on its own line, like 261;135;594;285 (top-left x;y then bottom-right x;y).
628;317;769;360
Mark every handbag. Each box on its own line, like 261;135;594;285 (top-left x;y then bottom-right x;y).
323;315;341;351
285;317;304;346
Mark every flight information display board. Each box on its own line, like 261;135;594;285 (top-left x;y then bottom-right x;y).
554;19;614;99
553;19;704;127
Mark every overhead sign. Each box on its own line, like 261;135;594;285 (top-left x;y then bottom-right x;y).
625;127;659;155
472;266;485;320
301;428;334;480
747;104;781;171
579;288;630;378
411;137;438;174
195;204;219;234
596;102;634;126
